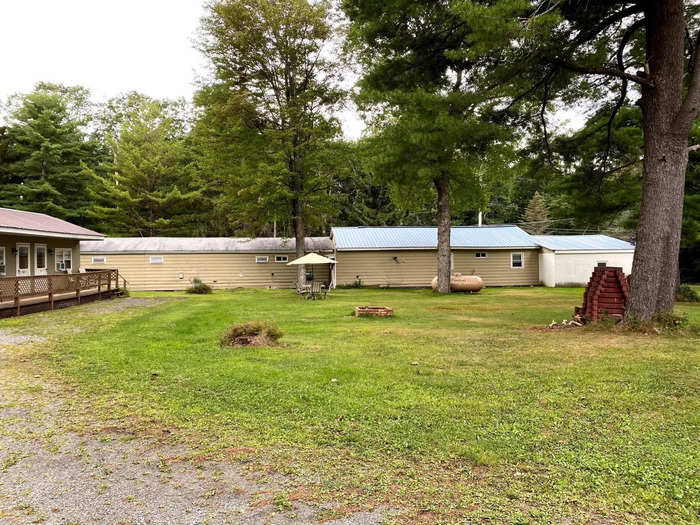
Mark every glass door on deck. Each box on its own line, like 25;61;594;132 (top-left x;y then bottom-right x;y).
35;245;47;275
16;244;30;276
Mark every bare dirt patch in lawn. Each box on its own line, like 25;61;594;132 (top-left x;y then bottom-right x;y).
77;295;173;315
0;332;46;348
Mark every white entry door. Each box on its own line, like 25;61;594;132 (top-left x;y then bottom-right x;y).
35;244;47;276
16;243;30;276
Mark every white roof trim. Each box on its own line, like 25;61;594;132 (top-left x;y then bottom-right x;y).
80;249;333;255
553;249;635;254
335;246;539;252
0;226;104;241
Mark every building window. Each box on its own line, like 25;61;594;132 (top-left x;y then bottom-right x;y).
91;256;107;265
597;261;607;267
475;252;488;258
149;256;164;264
511;252;524;269
0;247;5;275
56;248;72;272
255;256;269;264
275;255;288;263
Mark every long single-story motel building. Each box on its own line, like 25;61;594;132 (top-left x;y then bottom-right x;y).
80;225;635;291
331;226;540;287
79;237;333;291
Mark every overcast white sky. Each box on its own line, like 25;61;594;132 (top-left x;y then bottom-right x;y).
0;0;365;137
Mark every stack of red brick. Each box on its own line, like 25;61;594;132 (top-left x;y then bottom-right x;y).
354;306;394;317
574;266;629;321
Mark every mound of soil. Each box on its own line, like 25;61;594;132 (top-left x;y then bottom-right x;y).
224;333;278;347
220;321;282;347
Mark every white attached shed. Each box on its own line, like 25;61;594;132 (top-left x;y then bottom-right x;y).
532;235;635;287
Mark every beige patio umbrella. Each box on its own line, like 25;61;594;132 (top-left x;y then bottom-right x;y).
286;253;336;266
287;252;336;288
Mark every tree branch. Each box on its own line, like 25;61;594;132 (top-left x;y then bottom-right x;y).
565;4;644;57
673;32;700;132
601;19;644;171
541;70;554;165
689;144;700;153
546;57;654;86
601;157;641;177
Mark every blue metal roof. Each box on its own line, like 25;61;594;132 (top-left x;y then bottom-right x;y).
331;226;538;250
532;235;635;251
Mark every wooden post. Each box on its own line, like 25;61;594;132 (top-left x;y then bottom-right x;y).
107;270;112;292
14;280;20;316
48;275;54;311
97;272;102;299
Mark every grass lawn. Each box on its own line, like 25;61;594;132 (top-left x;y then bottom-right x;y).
6;287;699;523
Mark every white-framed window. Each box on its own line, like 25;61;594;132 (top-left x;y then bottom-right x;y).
91;256;107;265
510;252;524;269
149;256;164;264
275;255;288;263
255;256;269;264
55;248;72;272
475;252;488;258
0;246;5;275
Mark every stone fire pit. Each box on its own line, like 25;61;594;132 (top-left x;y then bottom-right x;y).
354;306;394;317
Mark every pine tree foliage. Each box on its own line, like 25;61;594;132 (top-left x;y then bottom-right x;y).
521;192;551;235
88;97;202;236
343;0;513;292
0;83;108;228
448;1;700;318
197;0;345;282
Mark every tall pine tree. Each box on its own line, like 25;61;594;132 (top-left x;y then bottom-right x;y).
89;96;202;236
453;0;700;319
0;83;107;227
344;1;512;293
197;0;345;284
521;192;551;235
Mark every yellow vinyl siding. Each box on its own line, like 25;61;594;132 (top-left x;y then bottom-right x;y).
335;250;437;287
452;249;539;286
80;252;330;291
335;249;540;288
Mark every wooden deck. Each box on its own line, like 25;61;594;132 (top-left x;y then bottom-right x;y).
0;270;126;318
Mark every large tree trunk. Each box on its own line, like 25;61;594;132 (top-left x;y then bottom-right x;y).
434;175;451;294
293;198;305;287
627;1;694;320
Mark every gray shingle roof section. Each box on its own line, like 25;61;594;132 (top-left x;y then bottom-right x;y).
532;235;635;251
81;237;333;254
331;226;538;250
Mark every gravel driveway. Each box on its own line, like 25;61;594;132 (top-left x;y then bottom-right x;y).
0;299;393;524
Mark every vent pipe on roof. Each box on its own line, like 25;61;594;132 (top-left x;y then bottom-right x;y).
478;210;483;227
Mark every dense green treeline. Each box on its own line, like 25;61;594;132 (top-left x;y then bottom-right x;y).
0;1;698;289
0;81;697;279
0;82;647;235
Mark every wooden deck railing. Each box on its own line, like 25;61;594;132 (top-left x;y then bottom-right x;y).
0;269;126;316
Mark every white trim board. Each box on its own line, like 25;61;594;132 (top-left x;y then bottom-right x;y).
333;246;539;252
0;226;103;240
